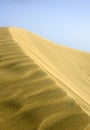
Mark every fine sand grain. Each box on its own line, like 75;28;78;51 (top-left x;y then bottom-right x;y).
0;27;90;130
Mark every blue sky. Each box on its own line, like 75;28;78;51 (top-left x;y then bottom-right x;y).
0;0;90;52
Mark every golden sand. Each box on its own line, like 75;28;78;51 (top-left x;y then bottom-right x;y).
0;27;90;130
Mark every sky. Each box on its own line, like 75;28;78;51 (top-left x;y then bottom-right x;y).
0;0;90;52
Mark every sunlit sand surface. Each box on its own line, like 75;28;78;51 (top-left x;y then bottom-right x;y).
0;27;90;130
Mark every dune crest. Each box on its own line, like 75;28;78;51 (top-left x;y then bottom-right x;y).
0;27;90;130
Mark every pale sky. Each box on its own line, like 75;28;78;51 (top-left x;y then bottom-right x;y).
0;0;90;52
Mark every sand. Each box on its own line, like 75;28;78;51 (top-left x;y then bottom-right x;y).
0;27;90;130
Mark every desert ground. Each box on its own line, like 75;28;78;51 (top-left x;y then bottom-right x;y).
0;27;90;130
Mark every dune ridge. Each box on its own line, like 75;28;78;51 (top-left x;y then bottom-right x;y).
9;27;90;113
0;27;90;130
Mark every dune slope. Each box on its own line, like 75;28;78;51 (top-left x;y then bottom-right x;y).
0;27;90;130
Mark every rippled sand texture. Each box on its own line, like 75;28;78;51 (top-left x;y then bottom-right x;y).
0;27;90;130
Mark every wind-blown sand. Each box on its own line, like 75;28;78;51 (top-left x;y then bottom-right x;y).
0;27;90;130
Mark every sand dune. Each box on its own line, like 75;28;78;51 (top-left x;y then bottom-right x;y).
0;27;90;130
